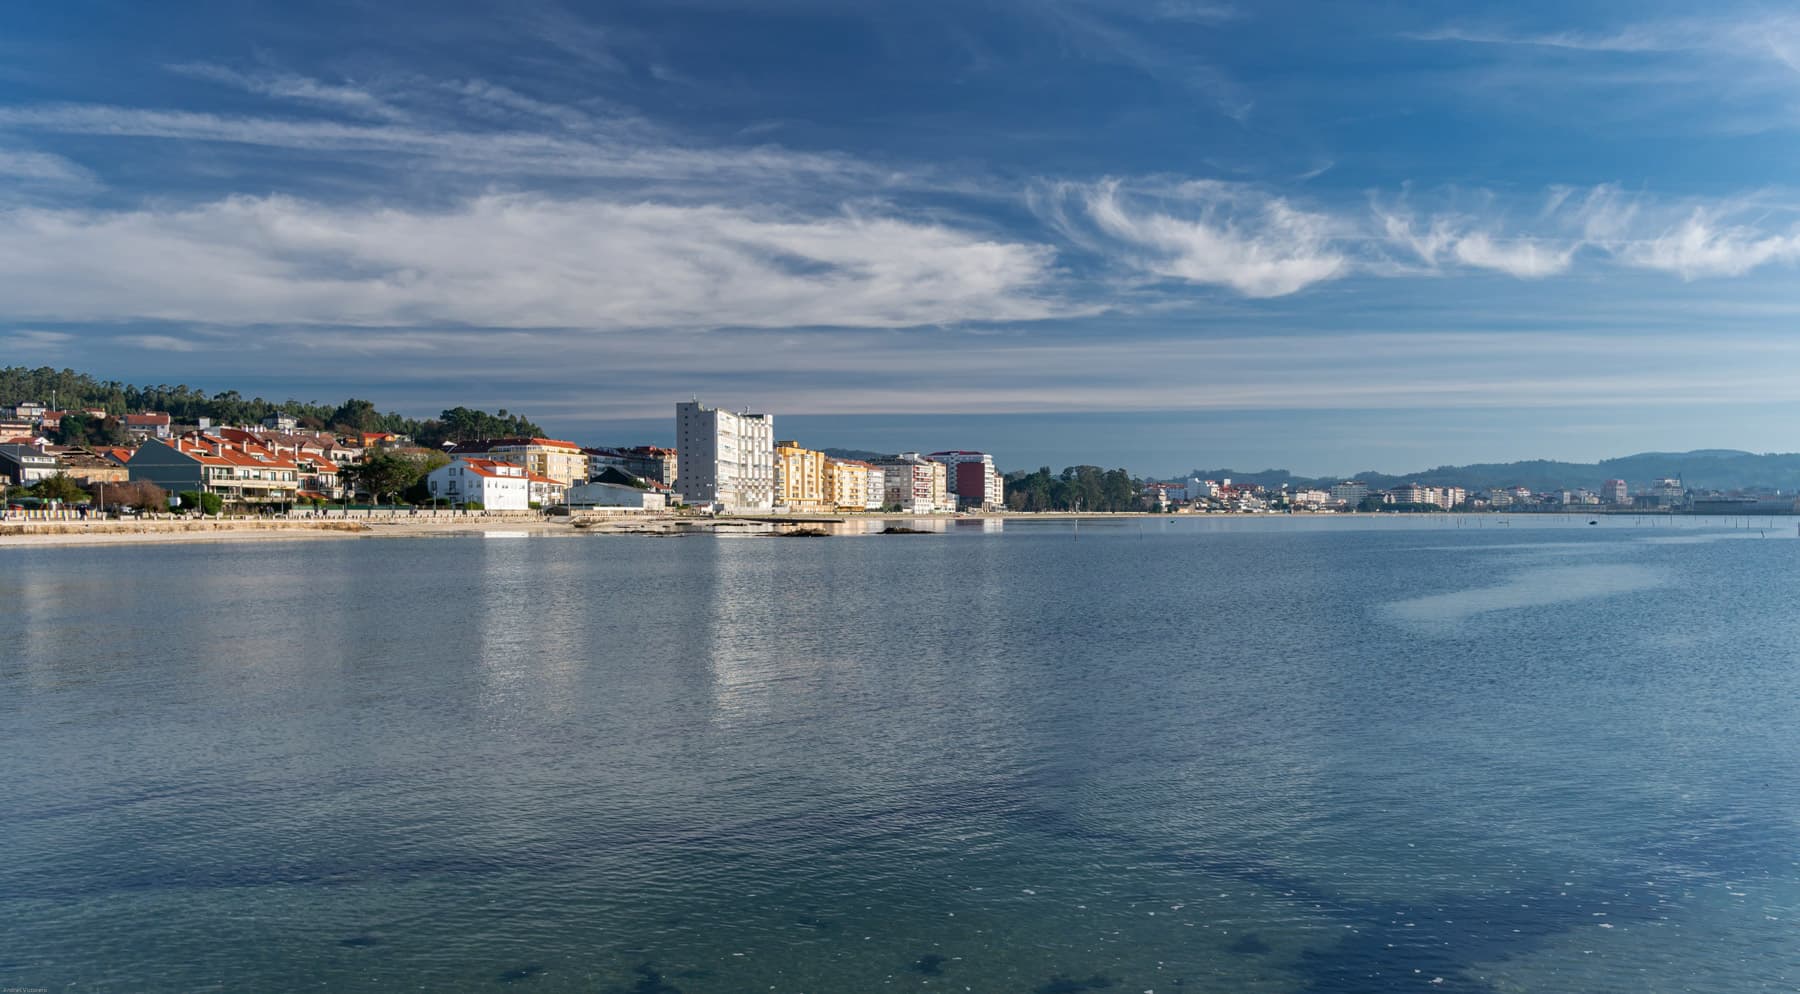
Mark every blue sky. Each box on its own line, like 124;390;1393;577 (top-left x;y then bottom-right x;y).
4;0;1800;475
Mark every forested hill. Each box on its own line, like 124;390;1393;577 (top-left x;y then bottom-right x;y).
1183;450;1800;493
0;366;543;447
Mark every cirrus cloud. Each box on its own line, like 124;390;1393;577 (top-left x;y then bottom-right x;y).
0;194;1075;331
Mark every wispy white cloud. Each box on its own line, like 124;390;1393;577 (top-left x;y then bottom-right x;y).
0;102;889;191
115;334;204;353
1620;209;1800;278
0;328;73;353
1032;0;1253;120
1058;179;1800;291
0;193;1074;330
1372;184;1800;281
1407;12;1800;134
0;148;97;188
170;64;410;120
1372;189;1583;278
1037;178;1345;296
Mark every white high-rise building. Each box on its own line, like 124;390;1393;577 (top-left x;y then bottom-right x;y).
675;401;775;513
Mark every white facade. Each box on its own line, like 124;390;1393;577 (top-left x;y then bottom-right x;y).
426;457;530;510
565;481;668;511
676;401;775;513
926;451;1005;510
872;453;946;513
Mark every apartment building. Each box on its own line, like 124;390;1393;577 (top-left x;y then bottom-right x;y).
826;458;884;512
675;401;774;513
775;440;830;512
871;452;950;513
127;433;300;505
926;451;1004;510
449;437;588;485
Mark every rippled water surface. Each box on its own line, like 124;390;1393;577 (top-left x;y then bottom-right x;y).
3;516;1797;992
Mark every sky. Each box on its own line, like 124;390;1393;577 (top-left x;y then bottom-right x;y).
4;0;1800;476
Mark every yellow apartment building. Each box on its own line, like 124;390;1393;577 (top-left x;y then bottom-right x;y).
775;440;830;512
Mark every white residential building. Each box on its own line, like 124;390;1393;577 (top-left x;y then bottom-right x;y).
871;452;949;513
1330;481;1369;504
675;401;775;513
926;451;1005;510
425;457;530;510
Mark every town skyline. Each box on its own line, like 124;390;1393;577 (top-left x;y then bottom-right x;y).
4;2;1800;469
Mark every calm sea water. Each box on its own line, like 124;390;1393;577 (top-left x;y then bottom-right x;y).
3;516;1797;993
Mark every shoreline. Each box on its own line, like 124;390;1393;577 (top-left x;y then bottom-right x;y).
0;508;1726;549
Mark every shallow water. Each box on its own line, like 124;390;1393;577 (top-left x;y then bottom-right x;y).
2;516;1796;992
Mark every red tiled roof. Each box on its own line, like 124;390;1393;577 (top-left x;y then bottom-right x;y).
168;435;299;470
457;457;526;479
464;437;581;451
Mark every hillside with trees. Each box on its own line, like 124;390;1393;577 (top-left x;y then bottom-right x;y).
0;366;544;447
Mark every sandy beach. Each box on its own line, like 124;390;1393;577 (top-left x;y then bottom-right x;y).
0;510;1081;547
0;509;1394;548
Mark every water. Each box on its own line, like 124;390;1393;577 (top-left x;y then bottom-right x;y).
2;516;1796;992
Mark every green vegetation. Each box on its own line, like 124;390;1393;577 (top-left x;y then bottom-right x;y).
177;491;224;515
52;412;130;448
31;474;91;504
1004;466;1139;512
343;448;449;505
1;366;543;446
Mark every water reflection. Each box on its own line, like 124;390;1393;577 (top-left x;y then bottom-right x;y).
1382;564;1666;633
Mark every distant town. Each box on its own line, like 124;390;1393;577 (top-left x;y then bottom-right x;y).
2;369;1796;519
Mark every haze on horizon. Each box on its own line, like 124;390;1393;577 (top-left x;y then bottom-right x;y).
4;0;1800;473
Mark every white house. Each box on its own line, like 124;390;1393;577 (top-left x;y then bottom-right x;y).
425;457;530;510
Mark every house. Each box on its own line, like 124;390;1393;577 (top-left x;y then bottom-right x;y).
261;413;299;432
424;457;530;510
449;437;588;485
127;433;301;505
295;453;343;499
0;443;61;486
50;447;131;486
527;472;567;507
122;413;173;439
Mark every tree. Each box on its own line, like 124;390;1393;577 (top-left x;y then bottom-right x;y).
178;491;223;515
31;474;91;504
53;413;128;447
345;448;448;504
329;398;383;434
103;480;168;512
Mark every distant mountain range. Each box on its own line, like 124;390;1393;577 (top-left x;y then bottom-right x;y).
1180;450;1800;494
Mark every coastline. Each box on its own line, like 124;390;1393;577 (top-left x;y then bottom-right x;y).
0;507;1660;549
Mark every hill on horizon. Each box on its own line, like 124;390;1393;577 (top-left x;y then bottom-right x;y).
1176;449;1800;494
